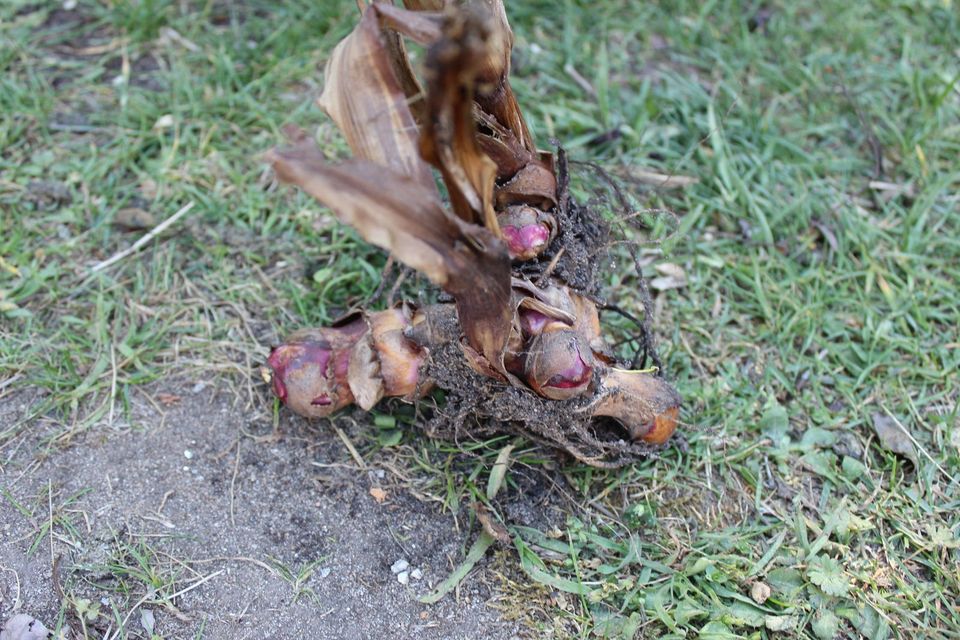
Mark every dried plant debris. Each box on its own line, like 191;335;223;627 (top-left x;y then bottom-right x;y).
263;0;681;467
0;615;54;640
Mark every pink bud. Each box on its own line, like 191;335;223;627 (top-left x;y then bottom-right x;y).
265;321;364;418
502;224;550;260
497;205;556;260
524;326;593;400
518;308;551;336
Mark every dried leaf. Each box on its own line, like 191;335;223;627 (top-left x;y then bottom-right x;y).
113;207;155;231
376;3;443;44
268;135;513;372
475;108;532;178
870;412;918;466
812;218;839;253
494;162;556;210
764;615;798;632
403;2;555;228
347;330;384;411
402;0;445;11
513;281;605;363
155;392;181;406
517;297;576;328
379;21;427;124
470;0;536;154
486;442;514;499
622;166;699;189
318;4;436;193
650;262;688;291
419;6;500;229
0;615;52;640
369;4;445;125
369;487;388;503
140;609;156;635
474;502;511;543
750;581;771;604
364;307;430;401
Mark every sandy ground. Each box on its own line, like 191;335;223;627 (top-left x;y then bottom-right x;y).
0;379;556;639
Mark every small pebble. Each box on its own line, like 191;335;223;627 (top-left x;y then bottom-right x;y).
390;559;409;574
319;567;331;579
183;450;193;459
397;571;409;585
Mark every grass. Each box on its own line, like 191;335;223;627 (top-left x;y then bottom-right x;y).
1;0;958;638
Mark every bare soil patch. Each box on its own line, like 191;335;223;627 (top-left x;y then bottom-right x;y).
0;380;552;638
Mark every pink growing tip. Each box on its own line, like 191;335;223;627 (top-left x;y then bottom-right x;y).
519;309;551;336
502;224;550;260
544;346;592;390
266;342;332;405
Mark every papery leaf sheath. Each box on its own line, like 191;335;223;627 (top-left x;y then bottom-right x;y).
268;136;513;373
318;4;436;192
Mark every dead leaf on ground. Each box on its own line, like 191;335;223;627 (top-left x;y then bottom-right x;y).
156;393;182;406
369;487;388;504
650;263;687;291
25;180;71;208
869;180;916;201
473;502;511;544
0;614;52;640
114;207;156;231
870;412;918;466
623;167;699;189
140;178;159;199
811;219;838;253
751;581;771;604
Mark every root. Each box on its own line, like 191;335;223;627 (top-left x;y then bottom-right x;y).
422;342;660;468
